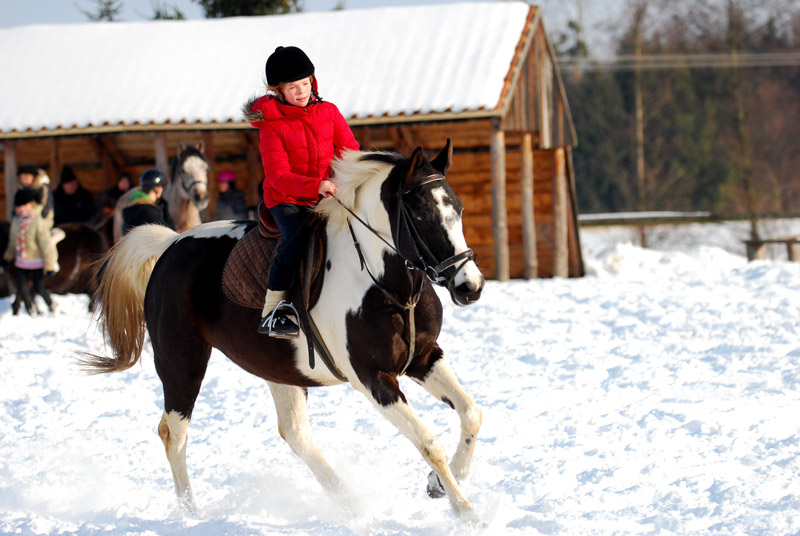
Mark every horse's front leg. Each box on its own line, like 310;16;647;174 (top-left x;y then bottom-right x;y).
407;350;481;498
353;373;476;520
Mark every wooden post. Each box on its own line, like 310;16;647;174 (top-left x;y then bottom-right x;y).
490;123;510;282
744;240;766;261
787;241;799;262
154;132;168;176
241;132;262;209
50;139;62;186
552;148;569;278
202;132;217;219
520;132;538;279
4;140;17;221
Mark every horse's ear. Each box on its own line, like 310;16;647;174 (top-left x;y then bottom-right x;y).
195;140;205;154
431;138;452;175
405;147;426;186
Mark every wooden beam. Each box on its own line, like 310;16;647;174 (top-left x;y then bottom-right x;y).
490;123;510;281
49;139;62;186
88;137;118;188
520;132;538;279
154;132;168;175
552;147;569;277
239;132;262;208
4;140;17;220
202;132;218;219
99;136;127;174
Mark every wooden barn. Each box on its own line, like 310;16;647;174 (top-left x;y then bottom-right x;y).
0;1;582;280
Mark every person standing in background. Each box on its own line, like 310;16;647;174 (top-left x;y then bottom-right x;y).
3;189;58;315
53;166;98;226
17;165;54;231
215;169;249;221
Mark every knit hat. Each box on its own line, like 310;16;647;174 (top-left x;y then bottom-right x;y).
217;169;236;183
14;188;38;207
60;165;78;184
265;46;314;87
17;165;39;177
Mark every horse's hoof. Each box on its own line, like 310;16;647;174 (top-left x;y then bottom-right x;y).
426;470;446;499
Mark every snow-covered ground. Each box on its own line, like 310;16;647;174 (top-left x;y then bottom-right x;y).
2;220;800;535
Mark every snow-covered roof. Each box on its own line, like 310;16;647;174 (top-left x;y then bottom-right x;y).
0;2;536;136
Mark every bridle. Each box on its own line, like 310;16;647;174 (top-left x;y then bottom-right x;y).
396;174;476;289
176;166;206;198
335;174;474;289
332;173;476;375
172;154;209;202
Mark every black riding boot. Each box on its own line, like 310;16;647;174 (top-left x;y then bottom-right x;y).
258;301;299;339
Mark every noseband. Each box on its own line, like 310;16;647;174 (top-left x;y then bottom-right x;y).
178;169;205;197
333;174;476;375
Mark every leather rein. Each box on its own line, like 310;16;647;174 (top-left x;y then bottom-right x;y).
333;174;475;376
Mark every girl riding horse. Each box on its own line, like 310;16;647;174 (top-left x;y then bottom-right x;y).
244;45;360;338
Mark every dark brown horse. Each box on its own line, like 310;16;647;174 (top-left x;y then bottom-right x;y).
1;222;106;311
84;142;486;521
48;223;107;304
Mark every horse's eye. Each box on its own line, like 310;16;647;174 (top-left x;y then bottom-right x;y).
415;212;428;222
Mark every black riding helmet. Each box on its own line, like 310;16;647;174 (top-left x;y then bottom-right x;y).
265;46;315;87
139;168;167;193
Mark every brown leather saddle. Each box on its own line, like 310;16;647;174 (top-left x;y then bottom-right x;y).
221;203;326;313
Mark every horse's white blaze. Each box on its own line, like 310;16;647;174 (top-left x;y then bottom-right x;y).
181;154;209;199
157;410;195;509
432;187;483;289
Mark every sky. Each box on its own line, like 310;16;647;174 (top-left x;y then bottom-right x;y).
0;0;621;54
0;0;507;27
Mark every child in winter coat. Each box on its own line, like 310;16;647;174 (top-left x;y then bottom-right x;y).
3;189;58;315
17;165;54;230
243;45;360;338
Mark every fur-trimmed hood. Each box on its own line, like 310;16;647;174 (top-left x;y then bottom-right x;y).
241;76;321;126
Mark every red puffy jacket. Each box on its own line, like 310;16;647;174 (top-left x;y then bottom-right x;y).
247;81;359;209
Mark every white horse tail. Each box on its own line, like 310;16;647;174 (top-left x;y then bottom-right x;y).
81;224;179;374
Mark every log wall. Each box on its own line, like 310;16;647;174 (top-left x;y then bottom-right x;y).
1;119;581;279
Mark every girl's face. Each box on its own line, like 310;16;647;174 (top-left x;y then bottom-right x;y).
281;77;312;108
15;202;34;218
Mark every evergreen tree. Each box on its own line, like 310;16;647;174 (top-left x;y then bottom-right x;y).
77;0;122;21
192;0;301;17
564;0;800;217
151;0;186;19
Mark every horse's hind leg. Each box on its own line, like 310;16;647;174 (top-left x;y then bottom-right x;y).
407;351;482;497
154;343;212;513
267;382;348;495
158;410;195;512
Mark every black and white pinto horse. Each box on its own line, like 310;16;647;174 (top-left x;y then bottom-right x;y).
112;142;210;242
85;142;486;520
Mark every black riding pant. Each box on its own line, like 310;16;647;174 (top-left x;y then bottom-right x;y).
14;267;52;312
267;203;314;292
